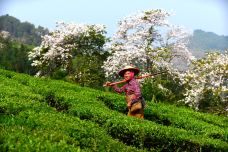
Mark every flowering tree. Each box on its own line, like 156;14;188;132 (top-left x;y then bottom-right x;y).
28;22;107;78
102;9;195;80
0;31;10;49
180;52;228;113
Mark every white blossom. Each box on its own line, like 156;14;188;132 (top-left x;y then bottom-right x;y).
102;9;194;80
180;52;228;109
28;22;106;76
0;31;10;49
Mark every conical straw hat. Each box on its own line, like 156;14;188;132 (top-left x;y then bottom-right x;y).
118;65;140;77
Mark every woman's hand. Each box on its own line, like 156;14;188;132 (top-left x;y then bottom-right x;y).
104;81;113;87
127;102;131;109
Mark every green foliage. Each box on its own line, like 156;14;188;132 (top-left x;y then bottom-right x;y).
67;26;109;89
70;52;109;89
199;89;228;115
0;69;143;152
97;94;228;142
142;78;167;103
43;91;69;112
142;73;185;104
0;34;37;74
0;69;228;151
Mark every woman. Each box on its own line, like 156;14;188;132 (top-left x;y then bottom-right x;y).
106;65;145;119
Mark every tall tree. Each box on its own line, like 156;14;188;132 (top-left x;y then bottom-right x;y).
28;22;108;88
0;31;36;74
102;9;195;80
180;52;228;114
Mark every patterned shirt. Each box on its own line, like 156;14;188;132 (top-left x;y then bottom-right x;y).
113;78;142;100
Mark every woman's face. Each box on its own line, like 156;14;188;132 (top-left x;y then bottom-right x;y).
124;71;133;81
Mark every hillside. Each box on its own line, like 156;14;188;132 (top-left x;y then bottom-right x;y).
1;14;228;53
188;29;228;51
0;14;49;46
0;69;228;151
188;29;228;58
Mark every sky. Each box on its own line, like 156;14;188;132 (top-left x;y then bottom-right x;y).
0;0;227;36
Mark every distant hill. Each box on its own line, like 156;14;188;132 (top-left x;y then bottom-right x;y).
188;29;228;51
1;15;227;55
188;29;228;58
0;14;49;46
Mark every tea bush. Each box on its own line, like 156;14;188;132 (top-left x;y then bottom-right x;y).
0;69;227;151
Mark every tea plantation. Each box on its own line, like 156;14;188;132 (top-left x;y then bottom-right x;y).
0;69;227;151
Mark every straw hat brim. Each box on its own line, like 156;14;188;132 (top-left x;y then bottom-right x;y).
118;67;140;77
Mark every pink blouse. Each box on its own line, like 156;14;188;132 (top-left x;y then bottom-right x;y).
113;78;142;100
